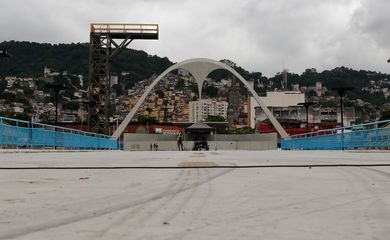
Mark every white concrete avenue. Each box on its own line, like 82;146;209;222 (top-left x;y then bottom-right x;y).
1;150;390;240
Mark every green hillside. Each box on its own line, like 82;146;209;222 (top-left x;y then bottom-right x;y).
0;41;173;86
0;41;389;110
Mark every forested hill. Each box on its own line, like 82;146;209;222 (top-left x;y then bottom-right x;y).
0;41;173;83
1;41;389;96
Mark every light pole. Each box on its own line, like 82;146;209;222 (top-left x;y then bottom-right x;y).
331;87;354;128
45;81;66;150
298;102;315;133
46;82;67;125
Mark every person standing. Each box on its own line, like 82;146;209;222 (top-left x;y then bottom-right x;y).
177;132;184;151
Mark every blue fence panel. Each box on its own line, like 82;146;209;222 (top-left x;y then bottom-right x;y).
31;128;56;147
0;116;118;150
17;127;30;147
0;118;30;148
281;120;390;150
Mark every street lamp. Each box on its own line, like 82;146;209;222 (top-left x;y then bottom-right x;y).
331;87;354;128
46;82;67;125
298;101;316;133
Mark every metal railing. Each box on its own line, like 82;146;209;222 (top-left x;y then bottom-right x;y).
281;120;390;150
90;23;159;34
0;116;118;150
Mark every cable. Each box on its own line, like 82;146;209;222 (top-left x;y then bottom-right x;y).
1;164;390;170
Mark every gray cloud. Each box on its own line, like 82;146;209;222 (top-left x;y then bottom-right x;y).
351;0;390;49
0;0;389;76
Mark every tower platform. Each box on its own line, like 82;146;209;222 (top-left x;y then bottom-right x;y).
88;23;158;134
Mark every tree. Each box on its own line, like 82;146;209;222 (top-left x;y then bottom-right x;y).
63;101;80;111
176;79;184;89
206;115;225;122
1;92;16;102
191;84;198;94
15;93;29;104
112;84;123;96
156;89;164;98
35;79;47;90
379;110;390;121
306;90;317;97
146;107;153;114
0;110;29;121
0;41;173;86
137;115;158;124
232;127;254;134
0;80;6;93
23;87;34;97
203;86;219;98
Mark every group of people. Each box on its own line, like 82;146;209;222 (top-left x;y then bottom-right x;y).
150;142;159;151
149;132;184;151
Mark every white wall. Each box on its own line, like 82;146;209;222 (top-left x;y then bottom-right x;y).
249;91;305;128
124;133;277;151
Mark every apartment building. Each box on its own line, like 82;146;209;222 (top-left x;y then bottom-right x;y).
189;99;228;122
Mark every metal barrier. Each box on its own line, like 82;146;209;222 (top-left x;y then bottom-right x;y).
281;120;390;150
0;116;118;150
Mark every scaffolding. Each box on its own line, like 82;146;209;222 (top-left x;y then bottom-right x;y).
88;23;159;134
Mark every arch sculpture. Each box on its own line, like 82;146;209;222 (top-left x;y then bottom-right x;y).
112;58;288;139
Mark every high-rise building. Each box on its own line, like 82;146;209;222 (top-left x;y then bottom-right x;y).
315;82;323;97
110;74;119;86
227;77;241;127
189;99;228;122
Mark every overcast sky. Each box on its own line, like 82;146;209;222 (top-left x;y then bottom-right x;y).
0;0;389;76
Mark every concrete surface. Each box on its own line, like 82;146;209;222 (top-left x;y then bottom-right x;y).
0;150;390;239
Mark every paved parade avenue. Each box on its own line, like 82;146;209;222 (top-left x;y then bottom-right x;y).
1;150;390;239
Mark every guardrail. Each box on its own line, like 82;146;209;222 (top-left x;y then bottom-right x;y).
90;23;159;34
0;116;118;150
281;120;390;150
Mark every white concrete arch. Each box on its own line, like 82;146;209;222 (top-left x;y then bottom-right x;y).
112;58;288;139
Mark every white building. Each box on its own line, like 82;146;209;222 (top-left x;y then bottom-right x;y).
43;66;60;78
13;106;24;113
78;75;84;86
61;113;77;123
315;82;323;97
178;69;190;77
110;75;119;86
189;99;228;122
248;91;305;128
